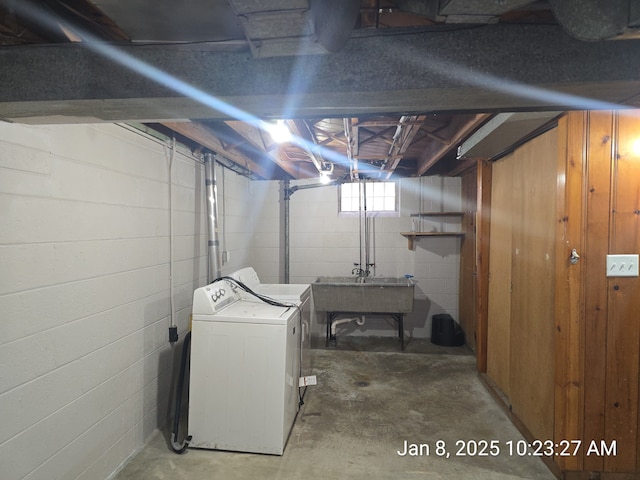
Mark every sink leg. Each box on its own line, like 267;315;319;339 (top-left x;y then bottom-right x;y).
325;312;330;347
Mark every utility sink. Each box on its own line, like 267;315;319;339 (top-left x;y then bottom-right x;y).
312;276;415;313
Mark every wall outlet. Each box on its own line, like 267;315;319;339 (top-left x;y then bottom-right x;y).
606;254;639;277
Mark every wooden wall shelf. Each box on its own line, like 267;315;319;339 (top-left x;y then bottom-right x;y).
401;232;465;250
410;212;465;217
403;212;466;249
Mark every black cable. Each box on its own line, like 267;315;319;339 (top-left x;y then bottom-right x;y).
215;276;298;309
170;331;192;454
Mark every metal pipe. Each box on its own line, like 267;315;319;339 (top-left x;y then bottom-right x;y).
167;137;176;332
359;179;364;274
204;153;222;282
283;178;290;284
363;180;370;276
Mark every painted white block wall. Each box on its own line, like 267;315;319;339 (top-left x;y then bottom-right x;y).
0;123;207;480
248;181;284;283
215;164;255;276
249;176;462;340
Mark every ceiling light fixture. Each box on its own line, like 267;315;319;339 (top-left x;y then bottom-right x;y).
266;119;292;144
319;171;332;184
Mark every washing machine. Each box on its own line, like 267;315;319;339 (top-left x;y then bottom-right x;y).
229;267;312;395
189;279;301;455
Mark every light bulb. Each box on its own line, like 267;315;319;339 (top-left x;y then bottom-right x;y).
267;120;292;143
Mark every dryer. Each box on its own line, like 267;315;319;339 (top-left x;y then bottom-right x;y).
189;279;301;455
229;267;312;395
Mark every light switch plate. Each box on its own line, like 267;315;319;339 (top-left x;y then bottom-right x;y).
606;254;639;277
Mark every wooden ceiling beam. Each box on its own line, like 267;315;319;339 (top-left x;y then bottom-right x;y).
288;119;325;173
312;126;349;147
448;157;478;176
225;120;270;152
160;121;275;180
419;128;452;145
357;119;425;127
223;119;318;178
416;113;491;175
357;126;396;146
380;115;426;178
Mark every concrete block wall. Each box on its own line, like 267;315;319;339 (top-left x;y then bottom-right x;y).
0;120;463;479
214;164;255;277
247;181;283;283
282;176;462;339
0;123;207;480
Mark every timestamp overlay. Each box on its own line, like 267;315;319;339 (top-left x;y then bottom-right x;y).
396;439;618;458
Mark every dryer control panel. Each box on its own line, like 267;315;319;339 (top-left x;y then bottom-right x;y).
230;266;261;289
192;279;241;316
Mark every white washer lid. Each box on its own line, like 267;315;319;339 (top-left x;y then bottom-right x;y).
253;283;310;300
193;298;297;325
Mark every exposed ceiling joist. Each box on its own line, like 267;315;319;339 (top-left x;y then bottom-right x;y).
224;120;316;179
159;121;281;180
379;115;426;179
287;119;326;174
417;113;491;175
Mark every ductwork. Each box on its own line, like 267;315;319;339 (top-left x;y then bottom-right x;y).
228;0;359;57
395;0;534;24
548;0;638;41
204;153;222;282
310;0;360;52
395;0;640;39
456;111;561;160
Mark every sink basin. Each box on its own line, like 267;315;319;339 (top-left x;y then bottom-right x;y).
312;276;415;313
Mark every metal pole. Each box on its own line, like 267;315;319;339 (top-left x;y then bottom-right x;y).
283;179;290;284
204;153;222;282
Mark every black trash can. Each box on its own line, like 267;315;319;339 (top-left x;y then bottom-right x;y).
431;314;465;346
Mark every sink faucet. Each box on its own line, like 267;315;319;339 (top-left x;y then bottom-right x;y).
353;262;375;280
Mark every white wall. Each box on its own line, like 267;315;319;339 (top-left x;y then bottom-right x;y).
248;181;282;282
0;123;207;480
0;121;463;480
252;176;463;339
215;164;254;276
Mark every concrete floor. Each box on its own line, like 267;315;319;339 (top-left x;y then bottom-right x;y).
113;338;555;480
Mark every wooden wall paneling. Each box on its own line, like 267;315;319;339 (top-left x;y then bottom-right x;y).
554;112;586;472
486;155;513;396
509;129;557;442
459;167;478;353
476;159;492;370
583;110;614;472
604;111;640;472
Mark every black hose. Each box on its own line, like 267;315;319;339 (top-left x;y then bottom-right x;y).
170;331;192;454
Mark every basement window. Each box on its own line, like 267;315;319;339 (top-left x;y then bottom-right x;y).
339;181;397;215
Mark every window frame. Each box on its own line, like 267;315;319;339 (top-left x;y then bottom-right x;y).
338;180;399;218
